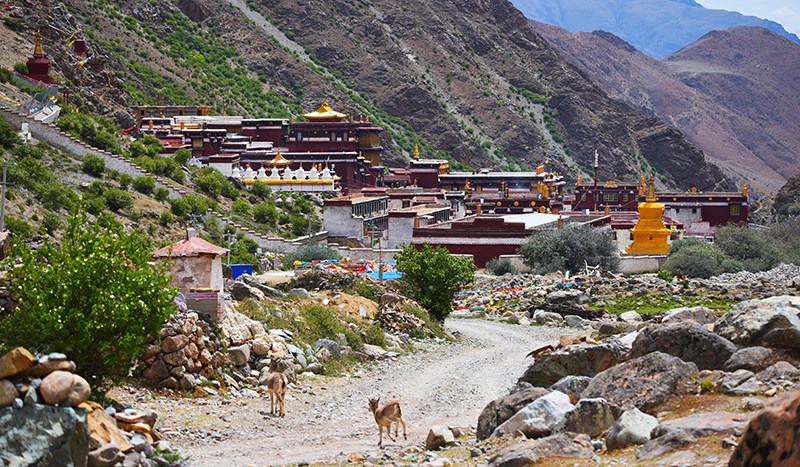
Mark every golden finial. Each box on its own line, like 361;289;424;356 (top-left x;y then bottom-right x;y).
557;215;564;229
33;31;44;57
576;175;582;185
742;183;748;197
413;144;419;160
646;177;656;202
605;204;611;215
365;116;370;123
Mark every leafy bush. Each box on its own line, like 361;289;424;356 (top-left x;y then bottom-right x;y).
154;187;169;201
82;154;106;177
253;202;278;226
41;212;62;236
656;269;673;282
282;242;340;267
395;243;476;322
5;216;33;240
297;304;362;352
173;148;191;165
195;167;238;200
663;243;741;278
520;225;619;274
669;237;707;255
160;210;174;226
290;214;309;237
0;116;20;149
117;173;133;190
0;214;177;389
104;188;133;212
82;195;106;216
132;176;156;195
169;195;214;218
57;112;121;154
364;321;387;348
232;199;252;217
129;135;163;159
12;143;46;159
228;238;259;268
250;182;271;198
486;257;517;276
714;225;780;272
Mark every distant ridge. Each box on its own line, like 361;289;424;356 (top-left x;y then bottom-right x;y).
512;0;800;58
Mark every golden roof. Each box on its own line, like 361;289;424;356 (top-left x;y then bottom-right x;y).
303;101;348;121
269;150;292;166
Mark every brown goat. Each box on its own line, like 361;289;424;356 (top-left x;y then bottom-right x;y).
368;397;407;446
266;357;289;417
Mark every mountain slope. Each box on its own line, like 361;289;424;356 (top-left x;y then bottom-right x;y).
532;23;799;195
0;0;730;189
512;0;800;58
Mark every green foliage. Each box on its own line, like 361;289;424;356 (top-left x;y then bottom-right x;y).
57;112;121;154
82;154;106;177
0;68;14;83
253;202;278;226
13;63;28;75
297;304;361;350
395;243;476;322
129;135;163;159
173;148;191;165
399;301;448;339
132;176;156;195
342;277;382;302
5;216;33;241
195;167;238;200
12;143;46;159
154;187;169;201
486;257;517;276
290;214;309;237
656;269;673;282
232;199;252;217
0;116;19;149
282;242;340;268
169;195;214;218
228;237;259;268
132;154;184;183
669;237;707;255
520;225;619;274
699;379;714;393
364;321;387;348
663;243;741;279
589;293;733;315
41;212;62;236
250;182;271;198
159;210;174;226
714;225;781;272
103;188;133;212
0;214;177;389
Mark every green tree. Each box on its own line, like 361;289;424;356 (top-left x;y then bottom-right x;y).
663;243;741;278
104;188;133;212
253;202;278;226
132;176;156;195
82;154;106;177
0;214;177;389
714;224;781;272
0;116;20;149
395;243;476;322
520;224;619;274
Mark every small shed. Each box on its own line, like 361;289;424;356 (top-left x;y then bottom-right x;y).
153;229;228;295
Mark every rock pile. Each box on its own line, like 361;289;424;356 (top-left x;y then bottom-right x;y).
141;311;223;391
0;347;181;466
376;293;435;337
476;294;800;464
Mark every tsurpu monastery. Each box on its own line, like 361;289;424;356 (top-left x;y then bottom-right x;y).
137;103;750;267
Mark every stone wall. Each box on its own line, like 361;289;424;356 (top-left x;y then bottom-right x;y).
618;255;667;274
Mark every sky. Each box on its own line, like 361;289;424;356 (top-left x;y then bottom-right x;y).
697;0;800;36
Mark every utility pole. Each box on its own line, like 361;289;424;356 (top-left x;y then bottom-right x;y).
0;161;13;232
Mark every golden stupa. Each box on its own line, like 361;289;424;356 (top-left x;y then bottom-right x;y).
626;177;670;255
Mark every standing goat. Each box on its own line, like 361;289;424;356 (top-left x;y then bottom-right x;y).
266;356;289;417
368;397;407;446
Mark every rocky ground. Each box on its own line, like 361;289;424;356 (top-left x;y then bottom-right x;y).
112;319;576;466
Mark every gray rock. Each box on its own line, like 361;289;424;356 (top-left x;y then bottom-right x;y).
270;329;294;342
425;426;455;450
23;387;38;406
757;361;800;383
653;411;750;438
605;407;658;450
492;391;575;438
618;330;640;350
545;290;586;304
130;432;154;458
239;275;287;299
597;320;636;336
0;379;17;408
564;397;617;438
619;311;643;324
581;352;699;414
760;327;800;351
122;450;148;467
662;306;717;325
313;338;342;359
724;347;776;373
363;344;388;359
741;397;766;411
637;429;697;460
0;405;89;466
228;344;250;366
89;442;125;467
288;288;311;298
241;388;259;398
532;310;565;326
630;321;737;370
658;450;701;467
548;376;593;404
142;359;170;387
519;340;626;388
179;374;196;391
714;296;800;347
730;378;760;395
563;315;589;328
489;433;594;466
305;363;324;374
477;386;549;440
230;281;266;302
720;369;756;394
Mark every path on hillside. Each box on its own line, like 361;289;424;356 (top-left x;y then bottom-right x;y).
137;320;573;466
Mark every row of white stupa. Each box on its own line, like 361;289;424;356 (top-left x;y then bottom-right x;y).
231;164;338;183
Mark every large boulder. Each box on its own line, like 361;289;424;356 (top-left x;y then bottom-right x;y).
518;340;625;388
492;391;574;439
548;376;592;404
0;347;35;379
661;306;717;325
605;407;658;450
714;295;800;347
724;346;776;373
489;433;594;466
652;411;750;438
230;281;266;302
563;398;617;438
425;426;455;450
730;388;800;467
0;405;89;466
581;352;698;414
239;275;286;299
637;429;697;460
40;370;75;405
629;321;737;370
476;385;549;440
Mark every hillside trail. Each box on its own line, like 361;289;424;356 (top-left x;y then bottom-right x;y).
142;319;572;466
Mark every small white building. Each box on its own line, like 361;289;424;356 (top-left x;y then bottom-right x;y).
323;194;389;241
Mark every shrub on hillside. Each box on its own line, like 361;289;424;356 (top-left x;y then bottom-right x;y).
104;188;133;212
395;243;476;322
57;112;121;154
714;224;781;272
253;202;278;226
132;176;156;195
662;243;741;278
173;148;191;165
0;116;19;149
486;257;517;276
195;167;238;200
228;238;259;269
12;142;46;159
282;242;340;268
0;214;177;389
5;216;33;241
520;224;619;274
154;187;169;202
82;154;106;177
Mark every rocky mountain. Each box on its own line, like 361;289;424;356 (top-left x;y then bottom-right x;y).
0;0;731;190
532;23;800;196
775;173;800;216
511;0;800;58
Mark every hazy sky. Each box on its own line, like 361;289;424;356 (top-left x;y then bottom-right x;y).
697;1;800;36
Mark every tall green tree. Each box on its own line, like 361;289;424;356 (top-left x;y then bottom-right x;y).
520;224;619;274
395;243;476;322
0;214;177;389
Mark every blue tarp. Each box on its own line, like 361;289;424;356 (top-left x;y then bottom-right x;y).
229;264;253;280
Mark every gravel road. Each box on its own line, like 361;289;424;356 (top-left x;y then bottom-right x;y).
138;319;572;465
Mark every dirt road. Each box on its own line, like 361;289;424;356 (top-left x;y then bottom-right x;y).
139;319;571;465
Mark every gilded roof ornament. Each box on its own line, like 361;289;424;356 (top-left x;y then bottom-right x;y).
33;31;44;57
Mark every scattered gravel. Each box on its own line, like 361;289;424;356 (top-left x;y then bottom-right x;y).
714;263;800;283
